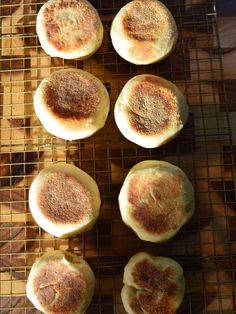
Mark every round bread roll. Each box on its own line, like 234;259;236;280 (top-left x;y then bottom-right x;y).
36;0;103;59
26;250;95;314
121;252;185;314
114;74;188;148
34;68;110;141
110;0;178;65
119;160;194;242
29;163;101;238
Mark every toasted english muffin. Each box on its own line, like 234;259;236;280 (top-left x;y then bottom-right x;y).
36;0;103;59
29;163;101;238
119;160;194;242
110;0;178;65
34;68;110;141
121;252;185;314
114;74;188;148
26;250;95;314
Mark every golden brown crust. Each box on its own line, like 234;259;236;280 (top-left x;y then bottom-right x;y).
111;0;178;65
44;71;99;120
128;45;156;64
128;173;185;235
133;259;176;291
130;259;177;314
38;172;91;224
122;0;166;42
129;295;142;314
134;292;176;314
32;263;86;314
42;0;99;52
128;76;177;135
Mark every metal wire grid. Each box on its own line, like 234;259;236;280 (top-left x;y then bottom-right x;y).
0;0;235;313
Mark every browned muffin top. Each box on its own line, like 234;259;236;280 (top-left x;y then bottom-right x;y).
42;0;99;52
38;172;91;224
44;71;99;120
33;262;86;314
129;259;178;314
122;0;167;43
127;76;177;135
128;172;185;235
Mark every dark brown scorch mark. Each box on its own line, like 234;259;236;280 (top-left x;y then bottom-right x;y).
33;263;86;314
38;172;91;224
45;72;99;120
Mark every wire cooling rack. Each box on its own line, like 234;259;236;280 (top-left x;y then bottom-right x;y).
0;0;236;313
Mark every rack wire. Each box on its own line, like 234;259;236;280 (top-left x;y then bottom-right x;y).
0;0;235;313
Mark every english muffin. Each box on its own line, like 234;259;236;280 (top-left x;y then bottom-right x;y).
26;250;95;314
114;74;188;148
34;68;110;141
29;163;101;238
110;0;178;65
121;252;185;314
36;0;103;59
119;160;194;242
